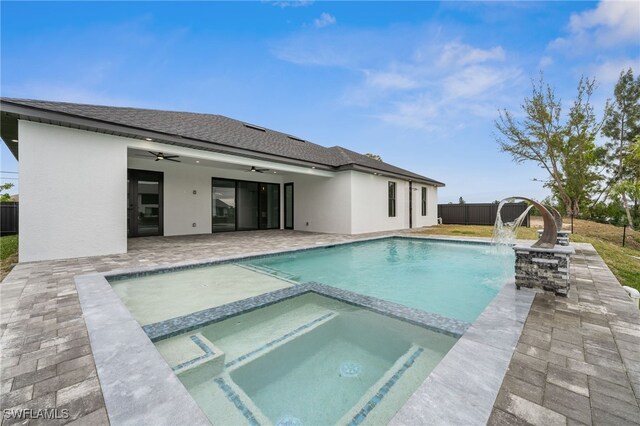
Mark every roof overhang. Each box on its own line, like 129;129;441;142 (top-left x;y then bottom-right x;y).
338;163;445;187
0;99;446;187
0;100;333;171
1;111;19;159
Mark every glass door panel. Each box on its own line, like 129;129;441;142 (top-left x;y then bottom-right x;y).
237;181;259;230
128;169;163;237
259;183;280;229
136;181;160;235
284;183;293;229
212;179;236;232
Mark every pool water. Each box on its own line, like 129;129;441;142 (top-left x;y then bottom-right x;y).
242;238;513;322
157;293;457;425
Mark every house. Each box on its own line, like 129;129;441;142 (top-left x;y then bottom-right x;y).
0;98;444;262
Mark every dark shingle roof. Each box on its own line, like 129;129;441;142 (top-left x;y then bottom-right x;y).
0;98;443;185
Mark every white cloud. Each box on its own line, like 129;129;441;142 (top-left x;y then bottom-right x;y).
364;70;419;90
267;0;314;8
272;27;521;132
443;65;518;99
314;13;336;29
551;0;640;50
591;58;639;83
437;42;505;67
538;56;554;69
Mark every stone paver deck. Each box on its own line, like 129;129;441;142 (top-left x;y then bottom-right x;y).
489;243;640;426
1;231;638;425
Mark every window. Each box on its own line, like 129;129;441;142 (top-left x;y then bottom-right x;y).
388;181;396;217
421;187;427;216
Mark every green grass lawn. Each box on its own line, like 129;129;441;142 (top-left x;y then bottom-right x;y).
1;234;19;281
416;220;640;291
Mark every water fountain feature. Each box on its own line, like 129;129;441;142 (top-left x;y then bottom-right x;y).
537;206;572;246
492;198;535;247
494;197;575;296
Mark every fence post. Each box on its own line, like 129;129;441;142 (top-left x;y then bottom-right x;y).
570;214;574;234
623;225;627;247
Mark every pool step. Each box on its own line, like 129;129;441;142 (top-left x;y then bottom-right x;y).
339;344;426;426
224;311;338;371
236;263;301;282
156;332;225;377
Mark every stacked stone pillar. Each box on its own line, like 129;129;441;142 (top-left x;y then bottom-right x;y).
537;229;571;246
513;244;575;296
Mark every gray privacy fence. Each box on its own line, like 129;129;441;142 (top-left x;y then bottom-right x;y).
437;203;530;227
1;202;19;236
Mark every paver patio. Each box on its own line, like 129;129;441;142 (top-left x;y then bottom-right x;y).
1;230;638;425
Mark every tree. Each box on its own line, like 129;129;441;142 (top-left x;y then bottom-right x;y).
0;183;14;202
458;197;465;204
364;153;383;161
602;69;640;229
494;75;604;217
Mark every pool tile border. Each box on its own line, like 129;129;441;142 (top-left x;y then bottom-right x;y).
172;335;216;373
213;377;261;426
104;234;497;282
224;312;336;369
349;347;425;426
143;282;471;341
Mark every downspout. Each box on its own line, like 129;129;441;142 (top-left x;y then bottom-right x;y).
409;181;413;229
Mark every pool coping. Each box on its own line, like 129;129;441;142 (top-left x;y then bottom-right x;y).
75;235;535;425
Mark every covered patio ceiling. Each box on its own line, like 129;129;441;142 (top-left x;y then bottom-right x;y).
127;144;335;179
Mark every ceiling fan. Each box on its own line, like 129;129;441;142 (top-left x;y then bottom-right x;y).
245;166;270;173
147;151;181;162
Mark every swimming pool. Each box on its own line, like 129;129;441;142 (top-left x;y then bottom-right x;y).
155;293;457;425
112;238;513;326
82;236;534;426
244;238;512;323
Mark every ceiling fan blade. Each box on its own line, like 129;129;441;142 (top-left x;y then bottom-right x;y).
164;155;179;159
257;168;269;172
147;151;158;156
165;158;181;162
255;170;264;173
155;158;160;161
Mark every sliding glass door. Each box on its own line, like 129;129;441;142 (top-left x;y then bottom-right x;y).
212;178;280;232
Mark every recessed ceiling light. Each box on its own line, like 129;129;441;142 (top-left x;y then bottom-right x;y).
273;171;277;174
196;160;200;163
11;139;18;143
144;137;153;141
311;166;316;169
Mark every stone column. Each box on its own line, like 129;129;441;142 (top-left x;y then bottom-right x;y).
537;229;572;246
513;244;575;296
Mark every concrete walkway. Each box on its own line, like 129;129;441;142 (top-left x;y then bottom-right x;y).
1;231;638;425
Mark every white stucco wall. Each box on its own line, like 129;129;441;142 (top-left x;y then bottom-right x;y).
17;120;440;261
288;172;352;234
413;184;439;228
350;172;407;234
18;121;128;262
349;172;439;234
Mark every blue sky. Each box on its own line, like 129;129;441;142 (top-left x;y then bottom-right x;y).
1;1;638;202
